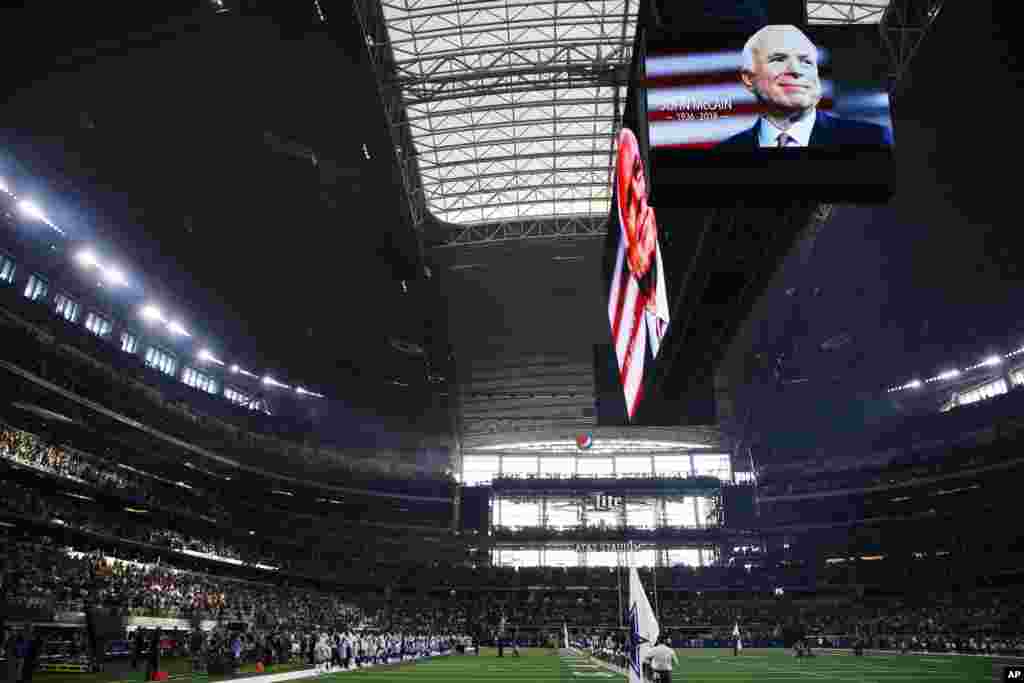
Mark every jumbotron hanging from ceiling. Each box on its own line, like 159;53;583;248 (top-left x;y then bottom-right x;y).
364;0;906;246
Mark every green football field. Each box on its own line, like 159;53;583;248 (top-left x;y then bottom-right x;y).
323;647;1002;682
26;647;1008;683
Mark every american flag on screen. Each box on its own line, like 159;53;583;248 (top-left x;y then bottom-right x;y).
645;49;834;150
608;129;670;420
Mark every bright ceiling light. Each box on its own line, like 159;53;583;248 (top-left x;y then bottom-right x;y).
262;376;290;389
18;199;47;222
102;266;126;286
0;177;10;194
76;250;98;268
296;387;325;398
230;364;239;373
936;369;960;381
141;305;164;322
167;321;190;337
982;356;1002;367
197;349;224;365
16;198;65;235
908;379;923;389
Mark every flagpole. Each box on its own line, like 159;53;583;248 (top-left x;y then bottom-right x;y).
652;556;660;622
617;552;624;630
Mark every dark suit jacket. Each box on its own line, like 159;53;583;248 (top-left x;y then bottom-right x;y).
716;110;893;150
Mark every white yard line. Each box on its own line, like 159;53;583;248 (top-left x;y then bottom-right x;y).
713;656;839;679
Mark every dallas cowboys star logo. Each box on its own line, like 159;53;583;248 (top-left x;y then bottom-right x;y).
627;601;649;677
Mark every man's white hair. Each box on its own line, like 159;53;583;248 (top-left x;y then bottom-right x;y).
741;24;816;73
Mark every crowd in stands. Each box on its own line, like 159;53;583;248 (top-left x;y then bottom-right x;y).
439;564;817;591
573;595;1024;658
384;586;1024;655
3;516;1024;664
0;475;284;572
0;422;458;578
1;615;470;678
874;379;1024;451
0;426;232;524
1;318;1022;663
757;385;1024;500
758;436;1019;498
0;529;360;627
0;528;472;674
385;595;471;634
1;454;1004;605
0;294;451;484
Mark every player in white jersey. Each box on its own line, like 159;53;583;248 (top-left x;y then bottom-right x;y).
315;635;331;674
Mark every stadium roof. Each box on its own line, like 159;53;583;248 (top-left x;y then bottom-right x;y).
807;1;891;24
381;0;637;226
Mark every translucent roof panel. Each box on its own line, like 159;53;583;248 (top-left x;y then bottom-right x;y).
382;0;637;225
807;1;891;24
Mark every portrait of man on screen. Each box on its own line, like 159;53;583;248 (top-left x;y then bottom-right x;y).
716;24;893;150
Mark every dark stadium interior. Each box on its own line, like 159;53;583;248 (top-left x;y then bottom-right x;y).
2;1;1024;683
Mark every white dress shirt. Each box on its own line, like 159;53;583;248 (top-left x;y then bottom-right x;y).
757;109;817;148
644;643;679;671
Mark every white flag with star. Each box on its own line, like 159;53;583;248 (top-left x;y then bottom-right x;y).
627;567;659;683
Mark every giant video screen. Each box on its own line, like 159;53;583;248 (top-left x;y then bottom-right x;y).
599;129;718;425
601;4;895;422
605;128;671;421
645;23;895;204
